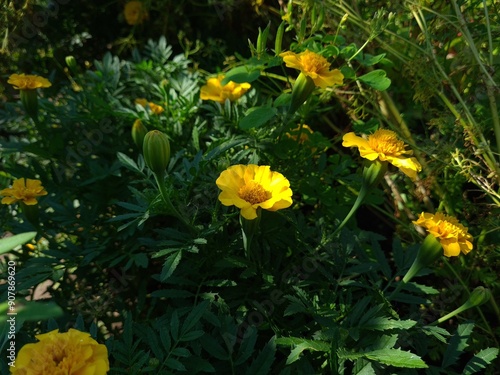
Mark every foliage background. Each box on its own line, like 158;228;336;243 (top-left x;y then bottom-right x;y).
1;0;499;374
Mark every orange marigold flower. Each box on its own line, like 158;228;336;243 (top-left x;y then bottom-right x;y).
0;178;48;206
8;74;51;90
10;329;109;375
413;212;473;257
280;50;344;88
124;1;148;25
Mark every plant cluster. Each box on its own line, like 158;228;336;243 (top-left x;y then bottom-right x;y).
0;1;499;374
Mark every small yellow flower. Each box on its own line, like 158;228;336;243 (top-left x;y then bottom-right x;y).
413;212;473;257
124;1;148;25
280;50;344;88
148;102;164;115
135;98;164;114
200;75;251;103
135;98;148;107
342;129;422;180
0;178;48;206
216;164;293;220
10;329;109;375
286;124;314;144
7;74;51;90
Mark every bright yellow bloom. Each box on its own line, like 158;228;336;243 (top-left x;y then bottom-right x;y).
200;75;251;103
8;74;51;90
135;98;164;114
10;329;109;375
342;129;422;180
413;212;473;257
124;1;148;25
280;50;344;88
148;102;164;115
216;164;293;220
0;178;47;206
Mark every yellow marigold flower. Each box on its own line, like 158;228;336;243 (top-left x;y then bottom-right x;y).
286;124;314;144
342;129;422;180
7;74;51;90
216;164;293;220
200;75;251;103
135;98;148;107
10;328;109;375
124;1;148;25
135;98;164;114
413;212;473;257
0;178;48;206
148;102;164;115
280;50;344;88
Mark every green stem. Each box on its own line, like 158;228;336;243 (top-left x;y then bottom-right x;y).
153;172;197;234
331;184;367;238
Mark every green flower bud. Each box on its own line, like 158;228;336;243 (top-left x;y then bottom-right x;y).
131;119;148;152
464;287;491;309
65;55;77;73
143;130;171;175
288;72;316;116
402;234;442;283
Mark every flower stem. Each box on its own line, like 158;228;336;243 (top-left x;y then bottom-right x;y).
153;172;197;234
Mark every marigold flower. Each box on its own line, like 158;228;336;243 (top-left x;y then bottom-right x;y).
124;1;148;25
10;328;109;375
413;212;473;257
216;164;293;220
286;124;314;144
7;74;51;90
200;75;251;103
342;129;422;180
135;98;164;114
0;178;47;206
280;50;344;88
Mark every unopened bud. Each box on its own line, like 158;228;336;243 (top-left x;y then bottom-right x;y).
143;130;171;175
65;55;77;73
465;287;491;309
131;119;148;152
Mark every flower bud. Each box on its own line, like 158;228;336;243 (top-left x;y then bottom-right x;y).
464;287;491;309
65;55;78;73
288;72;316;116
143;130;171;175
131;119;148;152
402;234;442;283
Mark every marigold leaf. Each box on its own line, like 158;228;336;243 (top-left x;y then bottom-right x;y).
463;348;499;375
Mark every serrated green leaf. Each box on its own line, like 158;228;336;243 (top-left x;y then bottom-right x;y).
170;310;180;342
463;347;499;374
361;317;417;331
200;334;230;360
285;340;330;365
164;358;186;371
117;152;141;173
239;106;277;130
182;300;209;334
364;349;427;368
221;66;261;84
179;330;205;341
358;70;391;91
160;251;182;281
235;326;257;365
246;337;276;375
422;325;450;344
442;323;475;368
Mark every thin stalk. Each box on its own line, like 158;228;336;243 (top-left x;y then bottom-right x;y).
153;173;197;234
442;259;498;345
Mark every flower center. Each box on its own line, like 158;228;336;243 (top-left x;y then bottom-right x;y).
238;181;270;204
300;51;329;74
368;129;407;156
